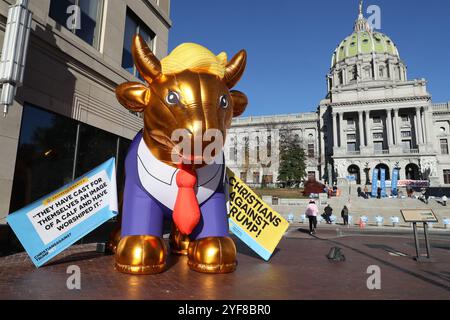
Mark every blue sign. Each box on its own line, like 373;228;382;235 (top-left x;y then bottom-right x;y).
380;169;386;197
371;169;379;198
7;158;118;267
391;168;399;196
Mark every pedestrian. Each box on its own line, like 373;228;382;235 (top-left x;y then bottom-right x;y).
424;188;430;204
341;205;349;225
363;185;369;199
322;204;333;224
357;186;362;197
305;200;318;235
442;194;447;206
377;187;381;199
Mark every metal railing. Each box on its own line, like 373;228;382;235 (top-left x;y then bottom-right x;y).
403;149;419;154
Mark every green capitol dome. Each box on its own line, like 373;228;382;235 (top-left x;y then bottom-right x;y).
328;0;407;86
332;31;400;66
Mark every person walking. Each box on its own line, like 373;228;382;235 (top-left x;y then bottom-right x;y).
305;200;319;235
322;204;333;224
363;185;369;199
341;205;349;225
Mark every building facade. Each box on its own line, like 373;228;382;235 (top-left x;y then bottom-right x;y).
0;0;171;222
227;3;450;189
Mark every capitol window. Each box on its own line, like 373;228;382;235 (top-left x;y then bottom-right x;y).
373;132;383;139
441;139;449;155
444;170;450;185
401;131;411;138
440;127;446;133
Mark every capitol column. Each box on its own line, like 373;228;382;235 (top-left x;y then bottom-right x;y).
365;111;372;148
393;108;401;146
358;111;365;149
415;107;423;145
423;106;432;145
386;109;394;147
332;111;338;148
339;112;345;150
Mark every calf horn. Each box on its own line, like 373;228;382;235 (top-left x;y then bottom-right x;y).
132;34;162;83
224;50;247;89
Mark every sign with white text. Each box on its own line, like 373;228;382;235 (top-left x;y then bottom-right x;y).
7;158;118;267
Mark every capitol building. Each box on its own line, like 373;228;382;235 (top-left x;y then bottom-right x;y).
226;2;450;189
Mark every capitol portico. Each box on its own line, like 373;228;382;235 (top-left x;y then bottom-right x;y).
226;1;450;189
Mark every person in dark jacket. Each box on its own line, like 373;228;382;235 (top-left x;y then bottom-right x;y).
322;204;333;224
341;205;349;225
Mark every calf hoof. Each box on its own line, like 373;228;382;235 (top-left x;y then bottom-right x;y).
169;225;190;255
187;237;237;274
105;227;121;255
115;235;166;275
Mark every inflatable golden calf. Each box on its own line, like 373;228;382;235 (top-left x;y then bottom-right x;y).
109;34;248;275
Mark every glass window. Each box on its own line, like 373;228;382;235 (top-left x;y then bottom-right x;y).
75;125;119;178
49;0;103;48
373;132;383;139
229;147;237;162
401;131;411;138
347;119;355;126
374;141;383;151
441;139;449;155
122;9;156;78
402;140;412;151
253;172;260;184
401;115;409;122
10;104;78;212
240;172;247;183
373;117;382;124
307;144;315;158
347;134;356;140
347;142;356;152
444;170;450;184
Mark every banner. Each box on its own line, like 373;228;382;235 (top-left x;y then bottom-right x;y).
391;169;399;195
7;158;118;267
380;169;386;197
226;169;289;261
371;169;379;198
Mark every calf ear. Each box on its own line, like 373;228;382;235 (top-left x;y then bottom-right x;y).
116;82;151;112
230;90;248;117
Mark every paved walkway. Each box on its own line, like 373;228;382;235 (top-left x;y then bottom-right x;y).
1;228;449;300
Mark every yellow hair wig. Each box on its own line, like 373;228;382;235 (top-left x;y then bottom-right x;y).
161;43;227;78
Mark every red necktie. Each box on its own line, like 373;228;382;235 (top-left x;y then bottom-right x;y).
172;165;201;235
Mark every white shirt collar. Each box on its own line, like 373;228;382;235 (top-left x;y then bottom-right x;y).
136;137;225;210
137;138;224;187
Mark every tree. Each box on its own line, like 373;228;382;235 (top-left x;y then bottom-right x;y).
277;133;306;187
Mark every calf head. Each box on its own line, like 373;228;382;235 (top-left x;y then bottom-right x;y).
116;35;248;168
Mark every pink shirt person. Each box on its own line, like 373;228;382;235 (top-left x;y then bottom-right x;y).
305;201;319;217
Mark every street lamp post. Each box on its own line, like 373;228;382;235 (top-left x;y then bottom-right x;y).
0;0;33;117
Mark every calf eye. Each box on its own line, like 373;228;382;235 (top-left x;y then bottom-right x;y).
166;91;181;105
219;95;229;109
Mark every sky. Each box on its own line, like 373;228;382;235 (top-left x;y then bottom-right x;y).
168;0;450;117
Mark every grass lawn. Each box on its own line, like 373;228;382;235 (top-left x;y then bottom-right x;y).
251;188;307;199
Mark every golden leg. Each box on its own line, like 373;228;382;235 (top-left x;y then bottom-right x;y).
115;235;167;275
187;237;237;274
169;224;191;255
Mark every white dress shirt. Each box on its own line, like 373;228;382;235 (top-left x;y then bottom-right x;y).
136;137;225;210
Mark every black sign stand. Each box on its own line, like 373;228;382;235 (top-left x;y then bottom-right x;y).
412;222;432;262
